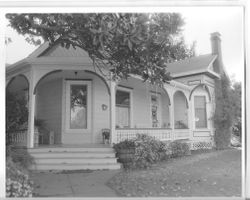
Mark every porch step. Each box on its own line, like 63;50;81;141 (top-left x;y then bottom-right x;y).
28;145;121;171
28;146;115;153
35;157;118;164
30;163;121;170
29;152;115;158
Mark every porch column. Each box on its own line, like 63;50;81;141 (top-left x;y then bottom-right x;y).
27;70;36;148
188;99;193;140
28;91;36;148
169;92;175;140
110;80;117;144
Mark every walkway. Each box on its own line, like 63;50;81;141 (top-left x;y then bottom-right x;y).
31;169;120;197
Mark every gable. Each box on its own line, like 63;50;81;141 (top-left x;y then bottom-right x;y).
39;43;89;57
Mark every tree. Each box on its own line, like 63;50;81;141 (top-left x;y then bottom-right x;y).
213;74;233;149
6;91;28;133
213;74;242;149
230;81;242;139
6;13;195;85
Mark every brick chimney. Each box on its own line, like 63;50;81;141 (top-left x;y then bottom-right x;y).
210;32;224;74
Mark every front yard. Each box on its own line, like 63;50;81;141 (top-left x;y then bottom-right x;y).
107;148;241;197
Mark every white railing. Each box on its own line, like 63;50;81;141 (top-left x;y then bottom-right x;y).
7;129;28;146
115;128;190;143
173;129;191;140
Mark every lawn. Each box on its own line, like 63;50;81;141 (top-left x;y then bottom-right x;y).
107;148;241;197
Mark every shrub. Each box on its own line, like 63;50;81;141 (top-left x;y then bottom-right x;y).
6;145;34;169
114;135;191;169
6;157;33;197
170;140;190;158
132;134;170;168
113;139;135;152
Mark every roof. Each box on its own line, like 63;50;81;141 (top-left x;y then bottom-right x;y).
7;42;220;79
167;54;218;78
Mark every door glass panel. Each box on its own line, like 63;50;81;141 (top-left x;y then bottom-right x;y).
70;85;87;129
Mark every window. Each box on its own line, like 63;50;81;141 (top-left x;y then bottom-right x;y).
116;90;130;128
194;96;207;128
70;85;87;129
151;95;160;127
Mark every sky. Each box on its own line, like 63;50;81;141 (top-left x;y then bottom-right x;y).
5;7;244;81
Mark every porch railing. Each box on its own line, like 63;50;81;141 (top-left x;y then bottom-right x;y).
7;129;28;147
115;128;190;143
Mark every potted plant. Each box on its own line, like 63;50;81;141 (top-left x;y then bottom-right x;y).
113;140;135;166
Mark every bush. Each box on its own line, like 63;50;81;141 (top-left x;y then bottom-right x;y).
114;134;191;169
170;140;191;158
6;157;33;197
131;134;170;169
113;139;135;152
6;145;34;169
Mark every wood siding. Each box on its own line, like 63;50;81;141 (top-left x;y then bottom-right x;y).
36;78;62;144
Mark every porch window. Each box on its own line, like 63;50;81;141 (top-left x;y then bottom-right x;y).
70;85;87;129
116;90;130;128
194;96;207;128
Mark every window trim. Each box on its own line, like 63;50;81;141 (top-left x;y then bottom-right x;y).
194;95;208;130
65;80;92;134
115;86;133;128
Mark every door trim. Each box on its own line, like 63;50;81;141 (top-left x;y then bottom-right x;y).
65;80;92;134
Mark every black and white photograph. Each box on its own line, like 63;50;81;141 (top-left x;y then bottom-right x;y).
1;1;246;198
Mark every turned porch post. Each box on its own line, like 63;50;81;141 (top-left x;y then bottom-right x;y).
169;93;175;140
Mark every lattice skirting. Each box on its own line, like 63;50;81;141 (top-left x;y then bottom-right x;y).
191;140;214;150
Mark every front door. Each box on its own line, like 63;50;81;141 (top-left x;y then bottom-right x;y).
64;80;92;143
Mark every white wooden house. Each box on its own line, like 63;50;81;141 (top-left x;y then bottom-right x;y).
6;32;225;170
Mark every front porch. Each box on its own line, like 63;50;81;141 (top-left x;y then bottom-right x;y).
7;66;193;148
6;41;214;151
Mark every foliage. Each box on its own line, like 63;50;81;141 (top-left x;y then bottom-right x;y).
6;91;28;133
132;134;164;168
213;74;234;149
230;81;242;139
6;145;34;169
170;140;190;157
113;139;135;151
6;13;195;85
114;134;190;169
6;157;33;197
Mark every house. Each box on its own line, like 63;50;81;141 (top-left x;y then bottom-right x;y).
6;32;225;170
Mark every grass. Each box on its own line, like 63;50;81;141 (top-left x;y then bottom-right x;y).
107;148;241;197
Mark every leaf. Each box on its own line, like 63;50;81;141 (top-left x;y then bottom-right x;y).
128;39;133;51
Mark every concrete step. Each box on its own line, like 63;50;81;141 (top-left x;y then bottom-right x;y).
30;163;121;170
35;157;118;164
29;152;116;158
28;145;120;170
28;147;114;153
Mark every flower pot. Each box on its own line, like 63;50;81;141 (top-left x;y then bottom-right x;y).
117;148;135;163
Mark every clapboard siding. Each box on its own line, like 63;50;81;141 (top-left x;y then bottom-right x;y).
92;76;110;143
119;78;151;128
36;78;62;144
